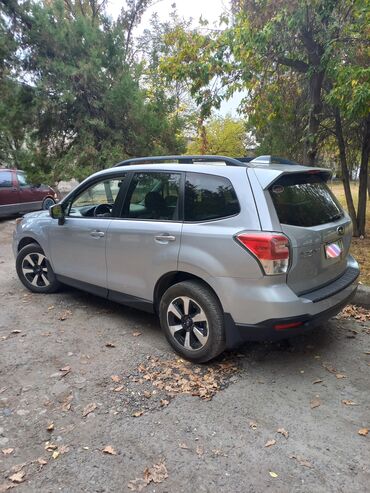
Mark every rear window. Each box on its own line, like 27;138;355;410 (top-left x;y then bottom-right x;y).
184;172;240;221
269;173;343;227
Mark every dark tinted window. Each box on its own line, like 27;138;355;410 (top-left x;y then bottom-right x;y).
270;174;343;227
123;172;180;221
184;173;240;221
0;171;13;188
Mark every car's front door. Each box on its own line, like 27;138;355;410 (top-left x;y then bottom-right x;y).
48;174;126;291
106;171;183;306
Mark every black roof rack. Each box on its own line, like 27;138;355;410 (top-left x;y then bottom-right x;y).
113;155;248;167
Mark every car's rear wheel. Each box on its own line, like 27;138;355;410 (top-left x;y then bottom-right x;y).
16;243;60;293
159;280;226;363
42;197;55;210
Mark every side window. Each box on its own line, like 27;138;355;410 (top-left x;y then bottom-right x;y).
68;177;124;218
122;172;181;221
17;172;28;187
184;172;240;221
0;171;13;188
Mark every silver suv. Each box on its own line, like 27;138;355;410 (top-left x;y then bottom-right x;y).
13;155;359;362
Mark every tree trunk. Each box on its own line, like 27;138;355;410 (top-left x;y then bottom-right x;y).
334;109;359;236
305;70;324;166
198;117;208;154
357;114;370;237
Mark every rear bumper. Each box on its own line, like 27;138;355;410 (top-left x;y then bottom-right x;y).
224;284;357;347
219;257;360;348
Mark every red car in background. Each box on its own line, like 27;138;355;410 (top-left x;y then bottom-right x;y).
0;169;58;218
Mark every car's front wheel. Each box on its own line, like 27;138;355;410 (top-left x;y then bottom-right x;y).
159;280;226;363
16;243;60;293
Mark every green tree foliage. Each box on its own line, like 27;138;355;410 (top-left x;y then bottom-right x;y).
160;0;369;236
0;0;186;182
187;116;251;156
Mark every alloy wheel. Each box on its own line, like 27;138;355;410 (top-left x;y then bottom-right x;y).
21;253;50;287
166;296;209;351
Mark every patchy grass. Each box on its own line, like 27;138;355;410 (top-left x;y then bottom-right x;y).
328;181;370;285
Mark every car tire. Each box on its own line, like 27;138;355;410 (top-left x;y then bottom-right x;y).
16;243;61;294
159;280;226;363
42;197;55;210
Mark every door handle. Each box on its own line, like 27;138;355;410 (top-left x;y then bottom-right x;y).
154;234;176;243
90;230;105;238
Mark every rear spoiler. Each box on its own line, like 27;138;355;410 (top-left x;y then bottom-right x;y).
250;166;332;190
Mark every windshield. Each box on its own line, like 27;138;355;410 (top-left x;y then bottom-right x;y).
269;173;343;227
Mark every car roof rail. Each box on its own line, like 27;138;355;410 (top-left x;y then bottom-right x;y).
249;155;299;166
113;155;248;167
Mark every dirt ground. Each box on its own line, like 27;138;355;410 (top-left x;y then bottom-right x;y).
0;218;369;493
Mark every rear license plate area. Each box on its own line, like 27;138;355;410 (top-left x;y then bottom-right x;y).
324;240;343;260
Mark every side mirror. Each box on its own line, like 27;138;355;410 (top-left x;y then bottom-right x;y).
49;203;65;225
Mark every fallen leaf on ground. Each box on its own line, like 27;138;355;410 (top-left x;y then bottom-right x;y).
82;402;97;417
52;451;59;459
179;443;189;449
0;387;7;394
133;356;238;401
58;310;72;321
160;399;169;407
102;445;117;455
132;410;144;417
143;391;151;398
11;330;21;334
143;460;168;484
358;428;368;436
338;305;370;322
312;378;323;384
310;397;321;409
113;386;124;392
9;471;25;483
37;458;48;466
111;375;121;383
47;422;54;431
336;373;346;379
265;439;276;448
289;454;313;468
342;400;357;406
1;448;14;455
105;342;116;348
132;331;142;337
44;442;57;451
277;428;289;439
196;445;204;457
249;420;258;430
322;362;337;374
269;471;278;478
61;393;73;411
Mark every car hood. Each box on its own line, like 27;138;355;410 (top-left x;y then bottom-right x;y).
24;210;50;220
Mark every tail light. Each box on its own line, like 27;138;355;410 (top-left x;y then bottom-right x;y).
235;232;290;275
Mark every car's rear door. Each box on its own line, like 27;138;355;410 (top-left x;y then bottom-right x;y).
258;170;353;294
106;171;182;305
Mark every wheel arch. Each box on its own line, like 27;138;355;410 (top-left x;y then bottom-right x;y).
153;271;223;313
18;237;42;252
